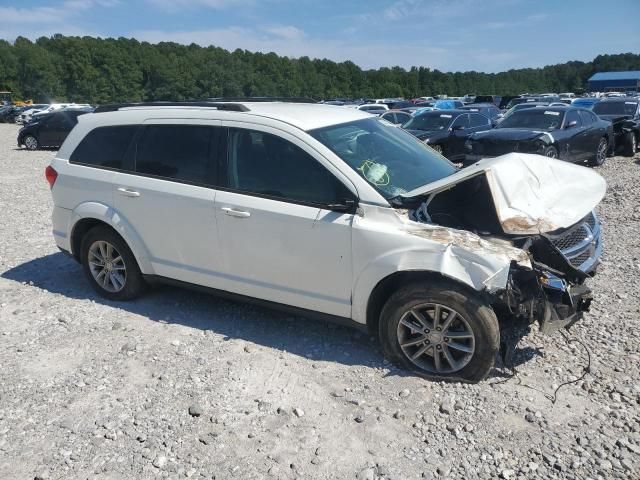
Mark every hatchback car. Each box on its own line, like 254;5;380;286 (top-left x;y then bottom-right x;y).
47;101;605;383
18;109;91;150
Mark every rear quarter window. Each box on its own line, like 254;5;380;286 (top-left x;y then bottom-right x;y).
70;125;138;169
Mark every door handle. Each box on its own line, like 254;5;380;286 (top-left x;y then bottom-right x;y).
221;207;251;218
117;187;141;197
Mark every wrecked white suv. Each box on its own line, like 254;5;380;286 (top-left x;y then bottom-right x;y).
47;101;605;382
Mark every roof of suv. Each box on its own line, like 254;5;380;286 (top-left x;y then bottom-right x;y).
90;102;372;132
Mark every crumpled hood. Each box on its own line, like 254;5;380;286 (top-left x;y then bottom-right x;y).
401;153;607;235
471;128;552;142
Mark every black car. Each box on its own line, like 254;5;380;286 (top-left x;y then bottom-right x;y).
0;105;13;123
402;109;493;161
472;95;502;107
592;98;640;156
465;106;613;166
17;109;90;150
459;103;502;122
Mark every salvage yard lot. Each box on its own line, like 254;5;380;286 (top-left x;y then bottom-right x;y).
0;122;639;479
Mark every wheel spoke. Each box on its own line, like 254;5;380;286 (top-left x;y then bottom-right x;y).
446;331;474;339
442;344;459;370
409;309;430;330
400;335;428;348
89;250;104;263
106;243;114;261
98;242;107;260
447;342;473;353
433;348;442;371
440;311;457;331
400;316;422;334
431;305;441;330
110;272;124;290
410;343;431;360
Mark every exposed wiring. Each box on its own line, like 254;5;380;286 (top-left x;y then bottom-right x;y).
490;327;592;404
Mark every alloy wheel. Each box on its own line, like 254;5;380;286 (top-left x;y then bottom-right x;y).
88;240;127;293
597;139;607;164
396;303;475;374
431;144;443;154
24;136;38;150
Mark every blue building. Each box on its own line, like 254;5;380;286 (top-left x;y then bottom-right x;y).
588;71;640;93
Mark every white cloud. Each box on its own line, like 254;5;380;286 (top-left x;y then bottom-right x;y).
0;1;118;27
262;25;304;41
145;0;254;12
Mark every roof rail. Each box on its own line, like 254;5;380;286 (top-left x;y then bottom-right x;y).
93;101;250;113
207;96;317;104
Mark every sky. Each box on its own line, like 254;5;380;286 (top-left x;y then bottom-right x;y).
1;0;639;73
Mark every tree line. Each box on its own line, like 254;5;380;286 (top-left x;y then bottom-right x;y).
0;35;639;104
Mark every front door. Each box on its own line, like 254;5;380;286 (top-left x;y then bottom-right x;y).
214;125;356;317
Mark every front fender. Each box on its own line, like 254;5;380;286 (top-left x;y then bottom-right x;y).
70;201;154;274
351;237;527;325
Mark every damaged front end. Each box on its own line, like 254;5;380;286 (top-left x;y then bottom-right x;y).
499;212;602;333
395;153;606;334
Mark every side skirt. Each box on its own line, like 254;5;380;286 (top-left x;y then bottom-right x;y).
142;274;368;333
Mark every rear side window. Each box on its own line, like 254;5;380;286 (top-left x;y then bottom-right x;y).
451;114;470;128
70;125;138;169
135;125;215;185
469;114;490;127
578;110;593;126
226;128;353;205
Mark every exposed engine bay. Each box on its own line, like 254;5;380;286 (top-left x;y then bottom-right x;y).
397;156;604;334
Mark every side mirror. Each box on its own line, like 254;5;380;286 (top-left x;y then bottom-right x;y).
496;113;504;119
326;199;357;213
450;125;464;132
565;120;578;129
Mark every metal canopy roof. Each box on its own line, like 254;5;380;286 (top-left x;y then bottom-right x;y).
588;71;640;81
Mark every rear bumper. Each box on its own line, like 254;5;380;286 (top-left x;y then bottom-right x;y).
52;206;73;253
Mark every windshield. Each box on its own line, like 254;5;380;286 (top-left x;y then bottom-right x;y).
571;99;596;109
309;118;456;199
593;101;637;116
496;109;564;130
402;113;453;131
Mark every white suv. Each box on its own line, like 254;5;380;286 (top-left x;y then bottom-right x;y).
47;101;605;382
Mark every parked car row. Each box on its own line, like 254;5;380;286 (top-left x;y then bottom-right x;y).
17;106;94;150
369;96;640;167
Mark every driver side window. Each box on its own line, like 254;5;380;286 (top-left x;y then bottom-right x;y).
226;128;354;206
451;114;470;129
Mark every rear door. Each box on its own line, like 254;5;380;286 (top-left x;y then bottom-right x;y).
112;121;224;284
213;124;356;317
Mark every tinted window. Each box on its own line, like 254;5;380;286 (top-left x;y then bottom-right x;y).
565;110;581;127
135;125;214;184
469;114;490;127
578;110;593;126
451;114;470;128
70;125;138;169
227;129;353;205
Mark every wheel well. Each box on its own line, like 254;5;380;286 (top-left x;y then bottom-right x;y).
365;271;480;337
70;218;115;261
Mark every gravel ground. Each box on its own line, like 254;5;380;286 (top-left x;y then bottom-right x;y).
0;122;639;480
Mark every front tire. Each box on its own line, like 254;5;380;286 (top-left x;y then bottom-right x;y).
622;132;637;157
80;226;145;301
543;145;558;158
24;135;38;150
379;281;499;383
589;137;608;166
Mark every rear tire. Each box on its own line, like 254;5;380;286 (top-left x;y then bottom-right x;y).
589;137;608;166
80;226;146;301
379;281;499;383
543;145;558;158
24;135;38;150
623;132;637;157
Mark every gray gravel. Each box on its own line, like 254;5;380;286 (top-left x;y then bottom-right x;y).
1;123;639;479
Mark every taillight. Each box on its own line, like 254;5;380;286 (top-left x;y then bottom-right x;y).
45;165;58;188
